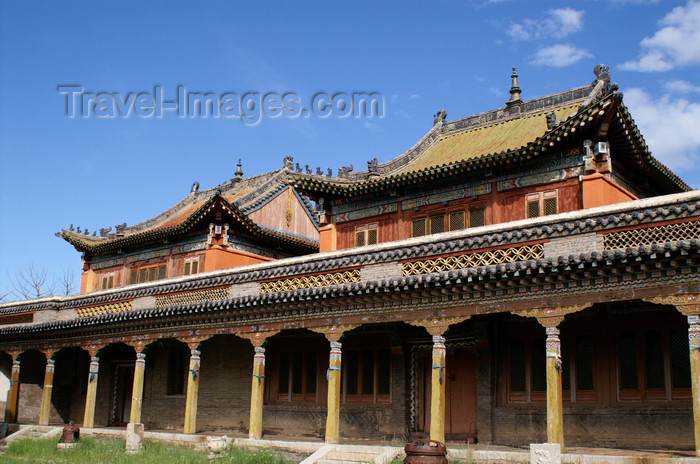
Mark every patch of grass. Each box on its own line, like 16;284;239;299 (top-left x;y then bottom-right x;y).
4;436;291;464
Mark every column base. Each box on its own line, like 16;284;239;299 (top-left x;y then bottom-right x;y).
530;443;561;464
126;423;144;453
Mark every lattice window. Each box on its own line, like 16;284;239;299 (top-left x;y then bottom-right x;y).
76;300;133;318
184;257;199;276
644;330;665;389
671;329;691;389
412;218;426;237
531;340;546;392
355;223;378;247
402;243;544;276
526;191;557;219
131;264;166;285
576;336;594;391
510;340;526;393
259;269;361;293
430;215;445;234
544;196;558;216
618;333;639;390
603;220;700;250
469;207;486;227
449;211;465;231
101;272;116;290
155;287;229;307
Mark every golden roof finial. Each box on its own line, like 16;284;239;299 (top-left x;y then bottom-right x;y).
506;66;523;107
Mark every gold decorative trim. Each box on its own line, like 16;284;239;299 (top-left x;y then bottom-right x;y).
259;269;361;294
77;301;133;318
603;220;700;250
155;287;229;308
407;316;471;336
644;294;700;315
402;244;544;276
514;303;593;328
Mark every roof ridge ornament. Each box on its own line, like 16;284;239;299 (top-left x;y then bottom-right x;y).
433;109;447;126
232;158;244;182
506;67;523;107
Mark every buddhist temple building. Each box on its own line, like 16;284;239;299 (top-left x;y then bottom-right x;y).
2;65;700;455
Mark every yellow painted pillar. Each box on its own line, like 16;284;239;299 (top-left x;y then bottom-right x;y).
129;351;147;425
183;348;201;434
688;316;700;456
38;357;56;425
545;327;564;446
325;341;342;443
249;346;266;439
430;335;447;444
83;355;100;428
5;358;21;423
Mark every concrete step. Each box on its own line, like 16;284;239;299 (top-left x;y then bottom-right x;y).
325;451;380;462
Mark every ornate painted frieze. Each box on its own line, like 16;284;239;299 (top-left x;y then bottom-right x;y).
402;184;491;211
497;167;582;191
331;203;398;223
91;239;206;270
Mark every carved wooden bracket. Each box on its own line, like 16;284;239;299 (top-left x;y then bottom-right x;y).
238;331;280;347
643;294;700;316
407;316;470;336
514;303;592;328
177;335;210;351
124;339;150;353
84;344;103;357
309;325;357;342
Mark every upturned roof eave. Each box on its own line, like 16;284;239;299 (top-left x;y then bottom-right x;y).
59;195;319;254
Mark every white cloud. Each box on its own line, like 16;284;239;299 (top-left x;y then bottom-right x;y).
506;8;584;41
624;87;700;170
363;122;379;130
531;44;593;67
664;79;700;94
409;94;421;100
620;0;700;72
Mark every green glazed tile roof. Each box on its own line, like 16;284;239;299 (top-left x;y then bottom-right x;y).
398;105;579;174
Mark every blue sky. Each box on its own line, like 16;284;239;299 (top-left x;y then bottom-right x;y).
1;0;700;300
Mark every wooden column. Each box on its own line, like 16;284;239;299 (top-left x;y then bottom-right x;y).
249;346;266;439
129;350;147;425
407;315;468;444
4;355;20;423
326;340;342;443
545;327;564;446
83;346;101;428
430;335;447;444
689;315;700;456
38;353;56;426
183;344;201;434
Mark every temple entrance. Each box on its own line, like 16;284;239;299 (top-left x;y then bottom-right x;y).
421;346;477;442
111;362;134;426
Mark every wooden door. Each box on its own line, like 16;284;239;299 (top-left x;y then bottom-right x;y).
423;349;477;442
112;364;134;426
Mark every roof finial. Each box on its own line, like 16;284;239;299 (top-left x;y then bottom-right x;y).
232;158;244;182
506;66;523;107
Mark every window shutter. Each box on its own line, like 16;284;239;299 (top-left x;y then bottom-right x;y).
129;271;137;285
469;207;486;227
527;200;540;218
430;215;445;234
191;261;198;274
544;197;558;216
157;266;166;280
355;231;365;247
412;218;426;237
449;211;465;231
367;228;378;245
184;262;191;275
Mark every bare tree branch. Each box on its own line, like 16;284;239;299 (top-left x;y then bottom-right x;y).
7;264;56;300
57;269;77;296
